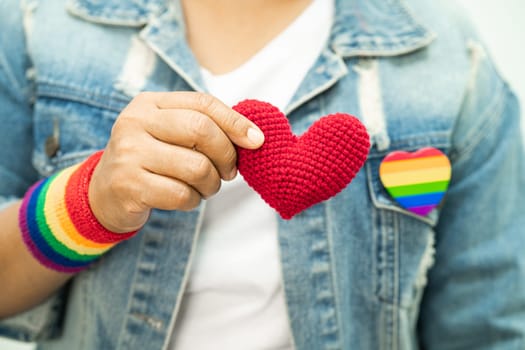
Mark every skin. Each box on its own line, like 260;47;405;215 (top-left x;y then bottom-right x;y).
89;91;266;233
182;0;313;74
0;0;313;319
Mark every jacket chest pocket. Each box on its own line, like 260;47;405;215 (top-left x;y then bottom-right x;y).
32;96;128;176
366;138;451;309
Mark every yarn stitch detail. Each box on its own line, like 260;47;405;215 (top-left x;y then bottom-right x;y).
233;100;370;219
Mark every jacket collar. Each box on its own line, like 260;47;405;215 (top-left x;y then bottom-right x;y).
67;0;435;57
66;0;435;113
66;0;166;27
330;0;435;56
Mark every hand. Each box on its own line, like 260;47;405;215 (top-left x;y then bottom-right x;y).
88;92;264;233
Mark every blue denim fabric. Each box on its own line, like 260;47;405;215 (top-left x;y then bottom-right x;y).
0;0;524;349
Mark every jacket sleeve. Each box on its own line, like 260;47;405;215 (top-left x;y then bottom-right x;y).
418;38;525;348
0;0;67;342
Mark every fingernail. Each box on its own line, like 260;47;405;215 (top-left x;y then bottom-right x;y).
247;127;264;146
225;167;237;181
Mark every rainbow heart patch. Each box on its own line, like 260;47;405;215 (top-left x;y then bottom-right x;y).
379;147;451;216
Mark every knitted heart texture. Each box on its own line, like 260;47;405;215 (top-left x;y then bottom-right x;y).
233;100;370;219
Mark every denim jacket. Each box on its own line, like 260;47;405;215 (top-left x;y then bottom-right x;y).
1;0;524;349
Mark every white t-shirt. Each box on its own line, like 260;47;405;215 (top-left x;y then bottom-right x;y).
170;1;334;349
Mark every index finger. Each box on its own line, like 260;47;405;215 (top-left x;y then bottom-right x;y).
152;92;264;149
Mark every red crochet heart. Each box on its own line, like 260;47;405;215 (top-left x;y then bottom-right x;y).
233;100;370;219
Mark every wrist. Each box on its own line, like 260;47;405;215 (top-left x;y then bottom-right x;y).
18;151;138;273
88;155;150;233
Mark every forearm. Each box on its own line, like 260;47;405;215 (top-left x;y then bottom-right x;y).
0;90;263;320
0;201;72;319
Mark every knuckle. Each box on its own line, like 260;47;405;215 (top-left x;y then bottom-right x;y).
195;93;216;111
109;121;147;155
188;113;213;139
223;145;237;166
111;134;137;155
172;185;190;206
112;113;141;137
172;185;198;210
191;155;213;182
228;114;247;132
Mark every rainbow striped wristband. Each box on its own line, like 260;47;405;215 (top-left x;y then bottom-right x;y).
19;151;137;273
